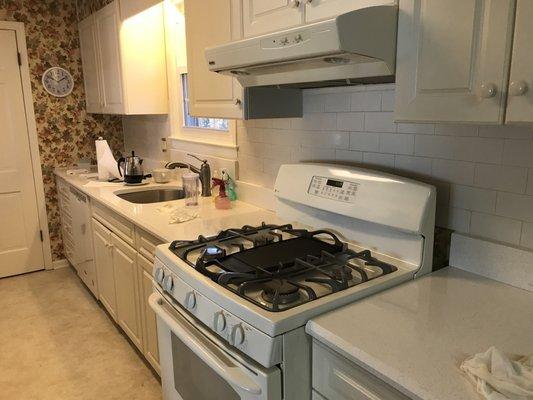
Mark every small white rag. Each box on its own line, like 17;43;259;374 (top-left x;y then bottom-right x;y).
156;204;198;224
460;347;533;400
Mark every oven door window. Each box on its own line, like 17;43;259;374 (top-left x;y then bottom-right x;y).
171;332;240;400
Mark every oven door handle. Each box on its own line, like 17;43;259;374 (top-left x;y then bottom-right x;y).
149;293;262;396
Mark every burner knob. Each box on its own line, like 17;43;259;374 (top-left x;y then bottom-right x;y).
185;291;196;310
163;275;174;292
154;267;165;285
230;324;245;346
213;311;226;332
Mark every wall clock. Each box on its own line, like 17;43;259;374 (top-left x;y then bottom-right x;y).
42;67;74;97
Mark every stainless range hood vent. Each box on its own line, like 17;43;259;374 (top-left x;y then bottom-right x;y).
205;5;398;88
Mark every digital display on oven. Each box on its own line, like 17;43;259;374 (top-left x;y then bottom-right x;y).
326;179;344;188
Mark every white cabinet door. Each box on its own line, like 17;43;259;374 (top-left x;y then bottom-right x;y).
184;0;243;119
79;16;102;113
505;0;533;124
305;0;396;23
395;0;515;124
112;232;143;351
242;0;303;37
138;254;160;374
95;1;125;114
92;219;117;321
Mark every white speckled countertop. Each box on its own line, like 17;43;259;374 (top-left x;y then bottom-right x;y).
54;168;282;243
306;266;533;400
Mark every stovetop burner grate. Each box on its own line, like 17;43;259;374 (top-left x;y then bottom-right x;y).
169;223;398;312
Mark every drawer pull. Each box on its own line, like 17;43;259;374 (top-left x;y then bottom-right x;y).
332;368;382;400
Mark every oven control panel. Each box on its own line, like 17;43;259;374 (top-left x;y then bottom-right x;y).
308;176;359;203
153;259;283;368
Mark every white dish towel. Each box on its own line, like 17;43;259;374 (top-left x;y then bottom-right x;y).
460;347;533;399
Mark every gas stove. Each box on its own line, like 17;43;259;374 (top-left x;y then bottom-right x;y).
151;163;436;400
168;223;397;312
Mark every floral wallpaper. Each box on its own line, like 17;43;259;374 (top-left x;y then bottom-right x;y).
76;0;113;20
0;0;124;261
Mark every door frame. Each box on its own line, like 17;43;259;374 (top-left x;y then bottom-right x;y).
0;21;52;270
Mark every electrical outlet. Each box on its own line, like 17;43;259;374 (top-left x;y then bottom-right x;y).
160;137;167;153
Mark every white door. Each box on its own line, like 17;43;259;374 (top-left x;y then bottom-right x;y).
112;232;143;351
305;0;395;23
184;0;243;118
93;219;117;321
505;0;533;124
395;0;515;123
0;29;44;278
95;1;125;114
79;15;103;113
242;0;303;37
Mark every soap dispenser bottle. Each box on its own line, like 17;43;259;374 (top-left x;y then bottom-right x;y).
212;178;232;209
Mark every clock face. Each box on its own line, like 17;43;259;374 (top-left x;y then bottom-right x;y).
42;67;74;97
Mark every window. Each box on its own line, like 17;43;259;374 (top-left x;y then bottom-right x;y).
181;73;229;131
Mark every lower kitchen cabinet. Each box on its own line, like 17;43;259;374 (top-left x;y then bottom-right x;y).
60;178;161;375
92;219;117;322
313;340;409;400
92;217;144;353
112;232;143;351
138;254;160;374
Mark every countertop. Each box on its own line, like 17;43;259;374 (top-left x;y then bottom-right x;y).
54;168;281;243
306;267;533;400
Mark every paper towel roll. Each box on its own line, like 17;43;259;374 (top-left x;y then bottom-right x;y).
95;138;122;181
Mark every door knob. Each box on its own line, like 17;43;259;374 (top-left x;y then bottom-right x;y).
478;82;497;99
509;80;528;96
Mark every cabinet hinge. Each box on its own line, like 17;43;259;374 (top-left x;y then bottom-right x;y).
17;52;22;66
40;230;44;242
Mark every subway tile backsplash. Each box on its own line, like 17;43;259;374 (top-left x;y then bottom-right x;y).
237;83;533;250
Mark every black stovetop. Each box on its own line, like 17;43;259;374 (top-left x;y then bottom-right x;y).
169;223;397;312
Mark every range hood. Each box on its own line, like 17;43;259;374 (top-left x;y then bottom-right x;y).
205;5;398;88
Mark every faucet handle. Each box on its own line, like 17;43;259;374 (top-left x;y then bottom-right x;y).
188;153;208;164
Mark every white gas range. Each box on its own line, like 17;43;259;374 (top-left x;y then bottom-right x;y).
149;163;436;400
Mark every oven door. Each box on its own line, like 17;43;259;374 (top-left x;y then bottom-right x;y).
149;293;282;400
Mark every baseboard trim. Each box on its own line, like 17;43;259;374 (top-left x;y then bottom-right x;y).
52;259;70;269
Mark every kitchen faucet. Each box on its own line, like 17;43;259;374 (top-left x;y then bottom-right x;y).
165;154;211;197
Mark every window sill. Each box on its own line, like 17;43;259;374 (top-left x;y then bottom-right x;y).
168;137;238;159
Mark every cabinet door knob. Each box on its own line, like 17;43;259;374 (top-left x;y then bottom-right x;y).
478;82;497;99
290;0;300;8
234;98;242;106
509;80;528;96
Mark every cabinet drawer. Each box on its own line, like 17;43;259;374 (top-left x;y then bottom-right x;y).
91;200;134;246
135;228;163;263
313;341;410;400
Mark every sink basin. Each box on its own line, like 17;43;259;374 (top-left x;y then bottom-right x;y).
116;188;185;204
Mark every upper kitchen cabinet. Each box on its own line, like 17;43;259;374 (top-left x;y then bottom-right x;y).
242;0;397;37
78;0;168;115
505;0;533;124
242;0;303;37
305;0;397;23
395;0;515;124
184;0;244;119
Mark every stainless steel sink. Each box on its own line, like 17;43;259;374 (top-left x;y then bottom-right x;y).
116;188;185;204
